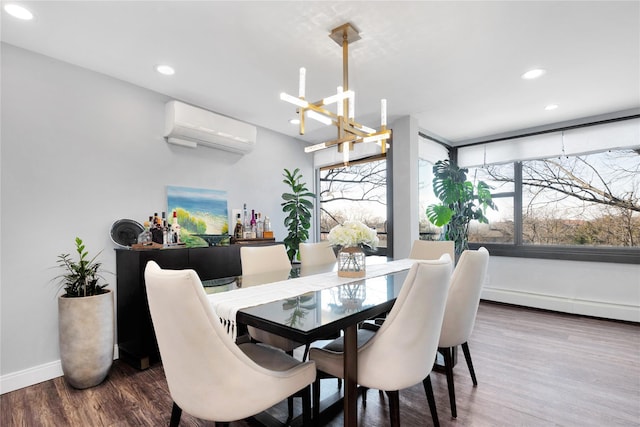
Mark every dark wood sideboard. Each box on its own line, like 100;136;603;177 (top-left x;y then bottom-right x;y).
115;243;274;369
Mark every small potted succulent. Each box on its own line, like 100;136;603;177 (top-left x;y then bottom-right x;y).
53;237;113;389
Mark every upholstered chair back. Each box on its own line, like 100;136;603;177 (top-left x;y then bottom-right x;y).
409;240;455;263
357;256;452;391
299;241;337;266
240;244;291;275
439;247;490;348
144;261;314;421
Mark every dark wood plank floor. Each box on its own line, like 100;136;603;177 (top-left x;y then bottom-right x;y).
2;302;639;426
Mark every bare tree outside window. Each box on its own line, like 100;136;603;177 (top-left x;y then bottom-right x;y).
474;149;640;247
319;160;388;252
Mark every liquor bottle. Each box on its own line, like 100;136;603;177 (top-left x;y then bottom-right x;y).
151;213;163;244
243;204;251;239
263;216;273;238
137;220;153;245
233;213;243;239
162;218;169;247
250;209;257;238
171;211;181;244
256;212;264;238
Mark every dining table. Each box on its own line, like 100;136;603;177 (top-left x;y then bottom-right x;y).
204;257;415;427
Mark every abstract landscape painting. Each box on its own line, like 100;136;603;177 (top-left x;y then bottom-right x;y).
166;185;229;246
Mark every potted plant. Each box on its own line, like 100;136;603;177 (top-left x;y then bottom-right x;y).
426;159;496;260
281;168;315;261
53;237;113;389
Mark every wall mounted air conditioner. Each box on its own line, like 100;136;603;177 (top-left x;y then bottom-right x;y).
164;100;257;154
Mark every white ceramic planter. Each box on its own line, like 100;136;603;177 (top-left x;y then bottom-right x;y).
58;290;114;389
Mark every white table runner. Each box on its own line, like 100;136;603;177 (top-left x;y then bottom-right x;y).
208;258;415;340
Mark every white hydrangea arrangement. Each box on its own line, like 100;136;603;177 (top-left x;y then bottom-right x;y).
328;221;379;248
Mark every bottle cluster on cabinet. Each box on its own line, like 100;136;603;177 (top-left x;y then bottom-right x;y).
136;211;184;249
232;203;274;242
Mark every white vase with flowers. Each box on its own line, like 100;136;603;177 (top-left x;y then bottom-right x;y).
328;221;379;278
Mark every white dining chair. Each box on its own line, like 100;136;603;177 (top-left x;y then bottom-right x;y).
409;239;455;262
438;247;490;418
144;261;316;426
299;241;337;266
309;257;453;427
240;244;306;421
240;244;291;275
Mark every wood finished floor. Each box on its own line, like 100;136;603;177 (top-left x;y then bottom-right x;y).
2;302;639;426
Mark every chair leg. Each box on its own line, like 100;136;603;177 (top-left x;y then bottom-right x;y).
385;390;400;427
214;424;229;427
302;343;311;361
313;375;322;421
461;342;478;386
286;350;295;421
362;387;369;406
170;402;182;427
441;346;457;418
301;384;312;427
287;396;294;421
423;375;440;427
386;390;400;427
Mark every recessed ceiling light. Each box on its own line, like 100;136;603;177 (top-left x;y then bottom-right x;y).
289;118;300;125
545;104;559;111
4;4;34;20
156;65;175;76
521;69;546;80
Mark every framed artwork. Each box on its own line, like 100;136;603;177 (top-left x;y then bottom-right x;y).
166;185;229;247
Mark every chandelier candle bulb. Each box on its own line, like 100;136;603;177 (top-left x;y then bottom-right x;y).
381;99;387;127
342;141;349;165
299;67;306;98
308;110;332;126
280;92;309;108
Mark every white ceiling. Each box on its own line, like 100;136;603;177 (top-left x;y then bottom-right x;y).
2;1;639;146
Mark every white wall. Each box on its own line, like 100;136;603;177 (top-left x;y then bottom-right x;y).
0;44;313;392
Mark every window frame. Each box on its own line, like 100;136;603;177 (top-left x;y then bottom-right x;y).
467;159;640;264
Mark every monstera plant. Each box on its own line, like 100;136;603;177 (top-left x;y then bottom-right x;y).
281;168;316;261
426;159;496;260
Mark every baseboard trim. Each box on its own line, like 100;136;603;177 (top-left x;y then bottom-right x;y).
482;287;640;323
0;360;62;395
1;345;120;395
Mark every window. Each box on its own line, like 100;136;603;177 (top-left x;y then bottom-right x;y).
418;158;442;240
319;159;388;254
463;149;640;263
520;150;639;247
456;118;640;263
467;163;515;244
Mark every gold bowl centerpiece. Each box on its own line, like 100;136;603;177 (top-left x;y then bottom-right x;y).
328;221;379;278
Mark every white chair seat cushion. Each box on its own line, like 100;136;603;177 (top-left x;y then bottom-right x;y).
247;327;303;353
239;342;304;371
308;329;376;378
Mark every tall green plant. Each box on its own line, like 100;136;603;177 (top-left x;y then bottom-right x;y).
425;159;496;259
282;168;316;261
54;237;108;297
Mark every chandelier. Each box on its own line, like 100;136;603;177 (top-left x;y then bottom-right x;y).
280;23;391;165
